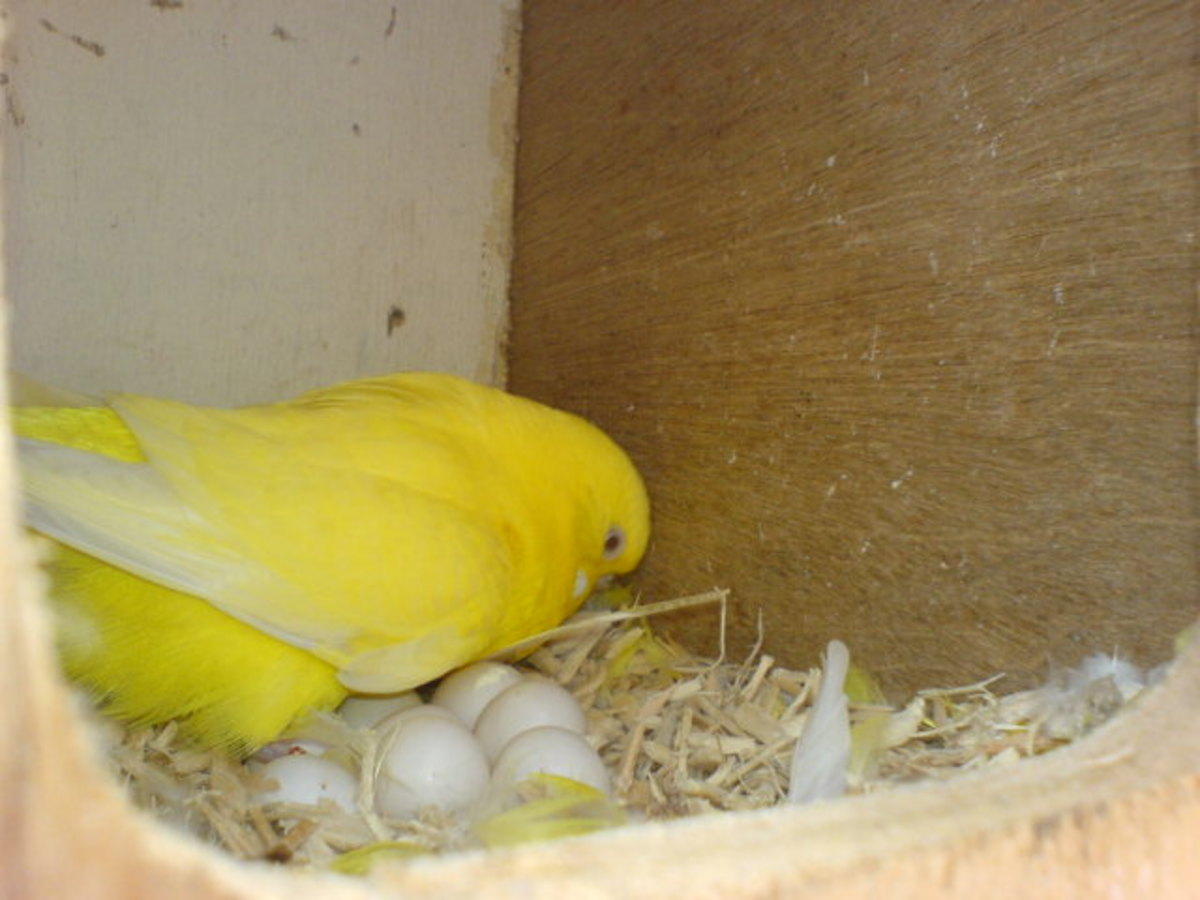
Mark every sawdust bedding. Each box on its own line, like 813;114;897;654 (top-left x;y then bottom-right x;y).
85;588;1155;872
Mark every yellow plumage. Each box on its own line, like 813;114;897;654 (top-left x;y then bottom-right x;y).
14;372;651;753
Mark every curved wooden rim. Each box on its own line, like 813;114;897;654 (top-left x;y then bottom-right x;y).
5;524;1196;897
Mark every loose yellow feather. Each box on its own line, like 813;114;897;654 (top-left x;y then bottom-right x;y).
326;841;430;876
473;774;626;849
14;372;651;754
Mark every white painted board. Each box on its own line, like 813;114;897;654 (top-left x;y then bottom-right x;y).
2;0;519;405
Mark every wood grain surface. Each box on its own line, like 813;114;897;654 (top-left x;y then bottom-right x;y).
5;0;519;405
508;0;1199;693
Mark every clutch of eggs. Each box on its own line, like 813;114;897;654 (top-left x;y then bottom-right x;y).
250;661;610;824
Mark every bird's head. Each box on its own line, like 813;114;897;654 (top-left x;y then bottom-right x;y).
559;419;651;603
480;383;652;609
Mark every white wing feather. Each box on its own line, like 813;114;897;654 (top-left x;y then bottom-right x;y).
787;639;852;804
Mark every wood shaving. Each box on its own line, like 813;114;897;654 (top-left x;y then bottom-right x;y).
84;589;1153;870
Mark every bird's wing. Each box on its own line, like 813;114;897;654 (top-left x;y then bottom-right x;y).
20;399;519;692
19;438;264;600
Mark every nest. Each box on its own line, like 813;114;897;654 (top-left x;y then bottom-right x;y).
89;588;1153;871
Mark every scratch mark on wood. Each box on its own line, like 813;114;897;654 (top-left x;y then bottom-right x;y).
3;74;24;127
39;19;106;58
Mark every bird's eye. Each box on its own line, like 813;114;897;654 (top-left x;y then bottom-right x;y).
602;526;627;560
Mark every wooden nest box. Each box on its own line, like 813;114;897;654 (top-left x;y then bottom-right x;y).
2;1;1198;895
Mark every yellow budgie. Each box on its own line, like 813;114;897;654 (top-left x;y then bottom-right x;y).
13;372;651;753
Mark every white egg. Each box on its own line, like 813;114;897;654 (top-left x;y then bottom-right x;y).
474;675;587;761
374;707;491;820
251;754;358;812
489;725;612;796
377;703;458;730
431;662;524;729
338;692;423;729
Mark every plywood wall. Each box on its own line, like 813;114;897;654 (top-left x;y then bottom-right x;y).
4;0;519;405
508;0;1199;692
